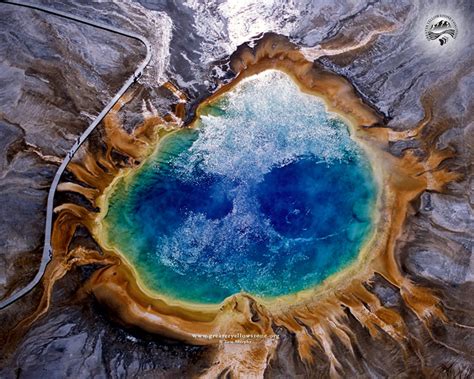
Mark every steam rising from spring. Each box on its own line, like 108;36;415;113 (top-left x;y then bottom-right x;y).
176;70;358;182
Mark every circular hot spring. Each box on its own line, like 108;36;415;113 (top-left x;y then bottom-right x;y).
102;70;377;304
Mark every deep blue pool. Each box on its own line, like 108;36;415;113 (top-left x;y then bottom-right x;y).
103;70;377;304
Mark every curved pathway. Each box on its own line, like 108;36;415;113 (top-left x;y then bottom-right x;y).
0;0;152;309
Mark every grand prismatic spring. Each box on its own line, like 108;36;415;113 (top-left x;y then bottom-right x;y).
100;71;377;304
1;2;472;375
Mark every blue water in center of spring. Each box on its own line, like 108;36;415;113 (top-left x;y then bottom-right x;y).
104;71;377;304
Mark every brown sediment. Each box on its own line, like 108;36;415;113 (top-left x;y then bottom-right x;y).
300;18;399;62
6;34;462;376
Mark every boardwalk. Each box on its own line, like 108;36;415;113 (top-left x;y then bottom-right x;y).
0;0;152;309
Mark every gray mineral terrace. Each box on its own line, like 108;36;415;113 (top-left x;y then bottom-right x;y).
0;0;152;309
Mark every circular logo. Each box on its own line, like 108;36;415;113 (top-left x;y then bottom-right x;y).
425;14;458;46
